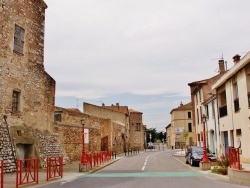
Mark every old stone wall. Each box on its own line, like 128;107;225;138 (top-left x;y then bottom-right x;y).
54;107;125;161
0;0;55;132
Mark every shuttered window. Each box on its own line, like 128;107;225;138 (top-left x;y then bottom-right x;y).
13;24;25;54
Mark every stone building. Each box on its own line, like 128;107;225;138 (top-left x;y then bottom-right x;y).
0;0;66;171
169;102;194;149
83;102;145;151
128;109;145;150
54;106;126;161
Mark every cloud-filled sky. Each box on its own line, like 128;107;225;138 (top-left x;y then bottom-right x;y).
44;0;250;131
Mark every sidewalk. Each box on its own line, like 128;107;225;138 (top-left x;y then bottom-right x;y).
3;155;124;188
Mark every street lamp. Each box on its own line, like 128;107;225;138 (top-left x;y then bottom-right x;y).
201;114;209;162
81;119;88;164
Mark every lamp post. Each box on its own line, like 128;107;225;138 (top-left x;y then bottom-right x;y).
81;119;88;164
202;114;209;163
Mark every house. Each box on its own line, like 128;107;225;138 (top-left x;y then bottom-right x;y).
169;102;194;149
212;52;250;163
188;60;226;153
0;0;66;170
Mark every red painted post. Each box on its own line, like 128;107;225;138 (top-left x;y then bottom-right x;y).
0;160;3;188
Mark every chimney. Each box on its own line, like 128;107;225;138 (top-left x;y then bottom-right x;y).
180;101;183;107
116;103;119;106
233;54;241;64
218;59;225;73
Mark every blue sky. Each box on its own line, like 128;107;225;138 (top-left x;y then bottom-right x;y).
44;0;250;132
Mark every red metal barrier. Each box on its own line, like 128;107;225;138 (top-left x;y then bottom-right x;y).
228;147;241;170
0;160;3;188
16;158;38;188
46;156;63;181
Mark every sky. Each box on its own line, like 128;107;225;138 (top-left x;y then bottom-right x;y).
44;0;250;132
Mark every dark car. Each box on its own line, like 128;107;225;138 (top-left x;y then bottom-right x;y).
185;146;217;166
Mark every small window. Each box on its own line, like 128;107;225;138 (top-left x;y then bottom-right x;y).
17;130;22;136
13;24;25;54
188;123;192;132
197;133;200;141
136;123;141;131
188;112;191;118
54;112;62;122
236;129;241;136
12;90;20;112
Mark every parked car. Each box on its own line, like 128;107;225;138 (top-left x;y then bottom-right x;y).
185;146;217;166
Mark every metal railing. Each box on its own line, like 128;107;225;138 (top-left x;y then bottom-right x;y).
46;156;63;181
16;158;38;188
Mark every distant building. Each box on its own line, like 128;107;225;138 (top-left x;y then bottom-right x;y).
169;102;194;149
83;102;145;150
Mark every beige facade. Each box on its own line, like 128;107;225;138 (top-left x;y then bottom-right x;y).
169;102;195;149
212;53;250;163
188;60;226;150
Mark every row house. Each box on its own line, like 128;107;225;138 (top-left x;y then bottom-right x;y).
0;0;67;170
212;53;250;163
187;60;226;156
169;102;195;149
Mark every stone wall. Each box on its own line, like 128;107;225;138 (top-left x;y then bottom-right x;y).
0;116;16;173
54;107;125;161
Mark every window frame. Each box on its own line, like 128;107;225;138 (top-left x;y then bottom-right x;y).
13;24;25;55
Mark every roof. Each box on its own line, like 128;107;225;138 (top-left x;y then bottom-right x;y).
212;51;250;89
170;102;192;114
128;109;143;114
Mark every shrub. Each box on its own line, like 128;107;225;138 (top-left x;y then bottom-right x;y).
211;154;229;175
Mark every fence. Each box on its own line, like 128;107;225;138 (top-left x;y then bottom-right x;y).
16;158;38;188
0;160;3;188
46;156;63;181
228;147;241;170
86;150;113;170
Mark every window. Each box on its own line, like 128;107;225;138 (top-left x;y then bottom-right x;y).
188;123;192;132
195;94;198;104
13;24;25;54
198;90;201;101
236;129;242;136
205;105;209;119
219;90;227;117
136;123;141;131
176;133;181;139
197;133;200;141
54;112;62;122
197;109;199;124
12;90;20;112
188;112;191;119
233;82;240;112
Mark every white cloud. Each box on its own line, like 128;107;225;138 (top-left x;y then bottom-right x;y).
45;0;250;131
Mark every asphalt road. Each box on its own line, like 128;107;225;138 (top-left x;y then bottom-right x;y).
38;150;249;188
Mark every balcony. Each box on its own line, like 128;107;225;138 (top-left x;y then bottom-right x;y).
234;98;240;112
219;105;227;117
